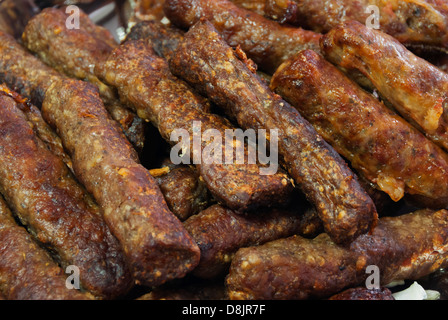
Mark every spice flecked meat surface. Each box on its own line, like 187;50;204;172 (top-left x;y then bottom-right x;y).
226;208;448;300
0;195;93;300
271;49;448;208
42;78;201;287
22;7;146;151
95;38;294;212
154;162;211;221
249;0;448;49
125;20;185;62
183;204;322;279
0;84;73;170
0;90;132;299
321;21;448;153
0;31;62;107
168;19;378;244
163;0;322;74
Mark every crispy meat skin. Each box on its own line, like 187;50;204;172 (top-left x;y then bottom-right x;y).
226;208;448;300
22;7;116;100
0;0;38;39
126;20;278;95
271;50;448;207
42;78;200;287
163;0;321;74
0;92;132;299
257;0;448;48
0;196;93;300
0;31;62;106
96;39;293;212
328;287;394;300
0;27;141;153
22;8;145;151
183;204;322;279
154;163;211;221
169;20;377;244
321;21;448;152
0;84;73;170
0;85;200;219
125;20;185;61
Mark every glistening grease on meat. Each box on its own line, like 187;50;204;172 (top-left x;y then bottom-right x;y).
270;49;448;208
0;195;93;300
168;19;378;244
242;0;448;49
183;204;322;279
0;87;133;299
227;208;448;299
321;21;448;153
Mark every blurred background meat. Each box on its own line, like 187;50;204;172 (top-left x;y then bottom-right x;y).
0;0;40;38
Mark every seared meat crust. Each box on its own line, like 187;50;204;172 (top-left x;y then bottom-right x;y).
169;20;378;244
22;8;145;151
0;89;133;299
183;204;322;279
42;78;201;287
96;39;294;212
271;49;448;207
227;208;448;299
163;0;321;74
253;0;448;49
321;21;448;153
0;195;93;300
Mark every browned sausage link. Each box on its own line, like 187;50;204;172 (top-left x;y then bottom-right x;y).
183;204;322;279
270;49;448;208
0;31;62;106
22;8;146;152
0;91;133;299
0;0;38;39
96;39;294;212
169;20;377;244
42;78;200;287
153;162;211;221
21;8;118;97
0;196;94;300
0;84;73;170
126;20;275;86
125;20;185;61
328;287;395;300
258;0;448;49
163;0;322;74
321;21;448;153
226;208;448;300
